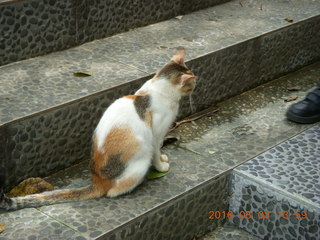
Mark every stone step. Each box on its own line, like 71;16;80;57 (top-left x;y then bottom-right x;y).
0;0;231;66
230;124;320;240
1;0;319;191
199;222;260;240
0;59;319;239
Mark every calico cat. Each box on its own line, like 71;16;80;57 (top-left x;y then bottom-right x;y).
0;47;197;210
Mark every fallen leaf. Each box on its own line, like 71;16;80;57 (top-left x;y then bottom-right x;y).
73;72;93;77
162;135;180;147
284;18;293;23
287;86;301;91
170;107;219;132
284;96;298;102
0;223;5;233
175;15;183;20
146;169;169;180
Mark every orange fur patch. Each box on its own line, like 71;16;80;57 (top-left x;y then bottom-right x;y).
104;126;140;163
124;94;145;100
107;176;139;197
92;174;114;194
91;137;114;194
91;126;140;193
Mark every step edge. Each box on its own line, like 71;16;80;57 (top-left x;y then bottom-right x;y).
95;170;233;239
1;14;319;128
233;169;320;211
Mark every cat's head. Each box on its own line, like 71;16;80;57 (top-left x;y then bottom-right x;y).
156;47;197;96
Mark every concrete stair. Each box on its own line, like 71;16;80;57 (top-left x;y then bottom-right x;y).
229;125;319;240
0;0;231;66
1;0;319;191
1;62;319;239
199;222;260;240
0;0;319;239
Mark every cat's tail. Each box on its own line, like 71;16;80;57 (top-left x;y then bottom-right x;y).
0;184;103;211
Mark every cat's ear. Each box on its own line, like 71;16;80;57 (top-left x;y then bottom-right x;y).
171;47;186;65
180;74;198;86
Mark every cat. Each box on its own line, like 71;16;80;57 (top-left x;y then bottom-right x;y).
0;47;197;210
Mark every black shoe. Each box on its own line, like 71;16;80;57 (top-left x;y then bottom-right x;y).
286;83;320;124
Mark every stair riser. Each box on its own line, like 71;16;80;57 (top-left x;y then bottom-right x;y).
0;0;230;67
99;174;230;240
1;16;319;190
0;76;149;191
180;16;320;118
229;172;319;240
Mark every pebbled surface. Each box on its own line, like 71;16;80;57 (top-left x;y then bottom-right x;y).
1;62;319;239
229;172;319;240
85;0;320;74
199;222;260;240
0;1;319;189
0;47;149;124
0;0;76;66
1;0;320;126
0;208;84;240
173;62;320;172
236;125;320;207
0;76;149;191
0;0;229;66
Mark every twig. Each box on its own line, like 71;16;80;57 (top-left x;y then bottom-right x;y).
170;108;219;132
191;103;218;107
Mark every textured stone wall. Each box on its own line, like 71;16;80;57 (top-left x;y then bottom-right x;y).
0;0;230;66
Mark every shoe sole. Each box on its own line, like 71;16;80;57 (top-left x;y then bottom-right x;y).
286;111;320;124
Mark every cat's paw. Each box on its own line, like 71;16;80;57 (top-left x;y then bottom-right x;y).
160;154;169;163
155;162;170;172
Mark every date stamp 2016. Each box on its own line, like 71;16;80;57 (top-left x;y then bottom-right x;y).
208;210;308;220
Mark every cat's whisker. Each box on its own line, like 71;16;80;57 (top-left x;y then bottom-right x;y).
189;94;195;114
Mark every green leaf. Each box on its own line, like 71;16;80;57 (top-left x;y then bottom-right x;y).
146;168;169;180
73;72;93;77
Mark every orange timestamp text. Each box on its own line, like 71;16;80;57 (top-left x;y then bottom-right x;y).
208;210;308;220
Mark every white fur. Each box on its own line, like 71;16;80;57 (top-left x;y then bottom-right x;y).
94;75;188;196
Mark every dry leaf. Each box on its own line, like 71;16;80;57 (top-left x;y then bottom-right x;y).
0;223;5;233
284;18;293;23
284;96;298;102
287;86;301;91
162;135;180;147
73;72;93;77
175;15;183;20
7;178;54;197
